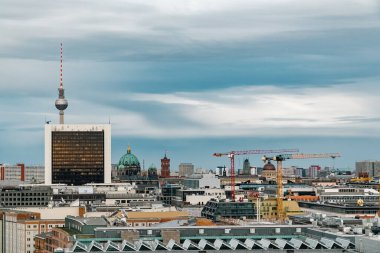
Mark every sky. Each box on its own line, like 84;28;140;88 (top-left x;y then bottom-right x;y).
1;0;380;171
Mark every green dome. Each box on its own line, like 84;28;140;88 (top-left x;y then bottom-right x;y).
118;146;140;170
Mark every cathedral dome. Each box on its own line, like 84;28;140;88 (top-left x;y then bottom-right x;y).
118;146;141;176
263;161;276;171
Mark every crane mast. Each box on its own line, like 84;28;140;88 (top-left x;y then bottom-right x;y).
262;153;341;222
213;148;298;201
277;160;284;221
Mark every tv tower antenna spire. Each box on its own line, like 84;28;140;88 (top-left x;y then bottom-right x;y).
55;43;68;124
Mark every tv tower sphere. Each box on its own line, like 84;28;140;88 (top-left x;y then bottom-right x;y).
55;96;68;111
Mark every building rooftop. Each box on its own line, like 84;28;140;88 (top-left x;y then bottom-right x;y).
67;236;355;252
60;227;81;236
68;216;108;226
34;231;52;240
68;225;355;252
126;211;190;220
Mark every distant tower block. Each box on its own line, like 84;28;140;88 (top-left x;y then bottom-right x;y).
243;158;251;175
55;43;68;124
161;153;170;178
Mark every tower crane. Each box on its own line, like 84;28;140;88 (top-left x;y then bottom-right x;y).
261;153;341;222
213;148;299;201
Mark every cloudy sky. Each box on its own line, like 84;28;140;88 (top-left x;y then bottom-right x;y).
1;0;380;171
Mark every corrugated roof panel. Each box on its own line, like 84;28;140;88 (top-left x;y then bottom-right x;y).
198;238;217;250
289;238;309;249
121;240;136;251
214;238;233;250
336;237;355;249
167;239;185;250
183;239;201;250
275;238;294;249
229;238;249;250
321;237;343;249
104;241;120;252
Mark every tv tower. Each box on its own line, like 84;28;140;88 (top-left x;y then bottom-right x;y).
55;43;68;124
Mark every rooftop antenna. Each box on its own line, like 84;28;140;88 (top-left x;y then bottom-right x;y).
60;43;63;88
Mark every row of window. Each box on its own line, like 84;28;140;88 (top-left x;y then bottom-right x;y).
0;192;50;196
3;202;48;206
2;197;49;201
27;224;62;230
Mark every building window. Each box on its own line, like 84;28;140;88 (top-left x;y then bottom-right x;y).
51;131;105;185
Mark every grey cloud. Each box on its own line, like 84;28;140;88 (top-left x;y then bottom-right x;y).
267;118;318;123
1;0;379;97
1;0;380;164
98;95;207;129
1;0;379;63
335;116;380;123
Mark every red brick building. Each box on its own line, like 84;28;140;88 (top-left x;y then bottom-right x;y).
160;153;170;178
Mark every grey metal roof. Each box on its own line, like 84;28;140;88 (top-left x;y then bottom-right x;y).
66;236;354;252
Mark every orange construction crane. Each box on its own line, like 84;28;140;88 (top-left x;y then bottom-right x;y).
262;153;341;222
213;148;298;201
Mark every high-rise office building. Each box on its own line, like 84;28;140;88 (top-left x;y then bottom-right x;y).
178;163;194;177
242;158;251;175
45;124;111;185
356;160;380;177
308;165;321;178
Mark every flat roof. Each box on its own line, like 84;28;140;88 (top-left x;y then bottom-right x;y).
68;216;108;226
94;224;312;231
126;211;189;219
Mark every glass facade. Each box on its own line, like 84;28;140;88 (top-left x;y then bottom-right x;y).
52;131;104;185
201;200;256;221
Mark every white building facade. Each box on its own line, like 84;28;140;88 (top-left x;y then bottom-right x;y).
185;188;227;205
45;124;111;185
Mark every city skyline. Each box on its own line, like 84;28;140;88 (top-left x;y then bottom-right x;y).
1;1;380;170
